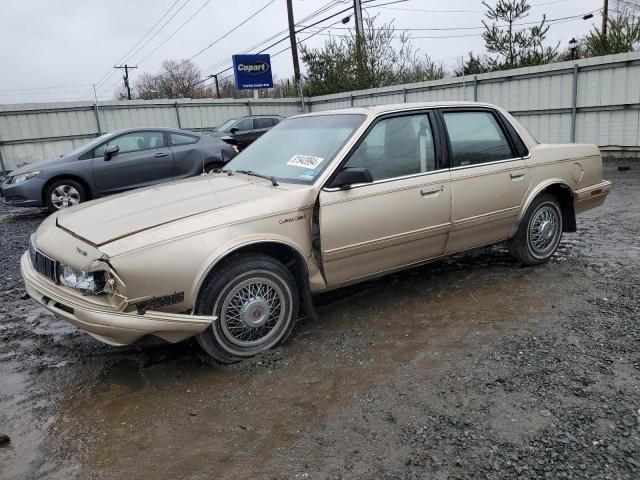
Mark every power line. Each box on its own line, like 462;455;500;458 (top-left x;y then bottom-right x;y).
303;10;601;31
136;0;214;65
92;0;194;97
0;84;93;93
197;0;342;76
205;0;408;80
178;0;275;67
375;0;572;13
306;11;601;39
89;0;184;93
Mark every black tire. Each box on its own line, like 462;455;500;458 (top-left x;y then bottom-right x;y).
205;162;224;174
45;178;87;213
508;193;563;266
195;253;299;363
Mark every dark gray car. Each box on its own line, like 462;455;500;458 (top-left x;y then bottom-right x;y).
0;127;237;212
203;115;284;150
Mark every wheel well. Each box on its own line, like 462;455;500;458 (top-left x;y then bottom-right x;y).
201;242;317;320
541;183;576;232
42;175;92;204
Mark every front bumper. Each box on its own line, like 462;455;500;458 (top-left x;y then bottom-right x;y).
21;252;215;346
1;177;45;207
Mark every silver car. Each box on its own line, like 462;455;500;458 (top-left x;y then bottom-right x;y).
1;127;237;212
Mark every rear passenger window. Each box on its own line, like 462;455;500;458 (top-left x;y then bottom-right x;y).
344;114;436;181
254;118;273;129
442;111;514;167
170;133;199;146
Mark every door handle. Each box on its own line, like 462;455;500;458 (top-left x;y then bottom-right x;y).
154;152;169;158
421;186;443;196
510;172;525;179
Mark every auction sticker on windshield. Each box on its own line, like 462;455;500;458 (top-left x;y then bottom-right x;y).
287;154;324;169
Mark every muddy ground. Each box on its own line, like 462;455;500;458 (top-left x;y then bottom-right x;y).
0;162;638;480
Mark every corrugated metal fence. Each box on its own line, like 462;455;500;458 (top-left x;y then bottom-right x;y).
2;51;639;171
0;99;303;171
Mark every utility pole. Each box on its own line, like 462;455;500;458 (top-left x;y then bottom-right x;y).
353;0;364;39
208;74;221;98
286;0;301;84
353;0;365;81
114;64;137;100
602;0;609;43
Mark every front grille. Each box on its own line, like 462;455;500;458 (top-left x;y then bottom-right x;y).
30;240;58;284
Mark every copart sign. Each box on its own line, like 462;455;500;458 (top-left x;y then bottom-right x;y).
232;54;274;90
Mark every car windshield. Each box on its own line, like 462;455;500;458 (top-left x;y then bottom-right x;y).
226;114;365;184
67;132;116;156
215;118;238;132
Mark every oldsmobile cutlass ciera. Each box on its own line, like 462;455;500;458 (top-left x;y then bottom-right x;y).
21;102;611;363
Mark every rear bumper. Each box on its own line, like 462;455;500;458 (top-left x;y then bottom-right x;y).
21;252;214;346
574;180;611;214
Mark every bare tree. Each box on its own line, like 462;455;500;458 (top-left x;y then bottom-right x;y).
135;60;213;100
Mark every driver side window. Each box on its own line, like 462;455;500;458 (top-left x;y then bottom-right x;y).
93;131;164;158
343;113;436;182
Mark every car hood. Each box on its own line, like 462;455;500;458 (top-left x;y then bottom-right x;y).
10;154;75;175
55;175;285;246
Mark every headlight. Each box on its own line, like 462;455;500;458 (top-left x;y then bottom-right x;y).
11;171;40;184
59;265;112;294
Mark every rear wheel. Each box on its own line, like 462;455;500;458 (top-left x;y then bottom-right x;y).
45;179;86;213
508;193;563;265
205;162;224;174
195;254;299;363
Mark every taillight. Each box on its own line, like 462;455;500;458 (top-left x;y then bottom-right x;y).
591;188;603;196
232;145;240;154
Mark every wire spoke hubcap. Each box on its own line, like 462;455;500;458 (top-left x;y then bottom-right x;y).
528;205;560;256
220;278;285;348
51;185;80;209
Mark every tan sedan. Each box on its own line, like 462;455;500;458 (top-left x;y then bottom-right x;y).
21;102;611;363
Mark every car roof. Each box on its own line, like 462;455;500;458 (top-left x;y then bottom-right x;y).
289;101;501;119
106;127;204;136
235;114;285;119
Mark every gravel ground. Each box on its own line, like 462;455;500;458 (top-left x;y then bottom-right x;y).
0;161;638;479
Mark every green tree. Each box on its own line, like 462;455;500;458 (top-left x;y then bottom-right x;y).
482;0;558;70
454;52;491;76
584;9;640;56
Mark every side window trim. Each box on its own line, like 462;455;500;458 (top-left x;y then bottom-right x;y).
436;107;520;170
323;109;445;190
169;132;199;146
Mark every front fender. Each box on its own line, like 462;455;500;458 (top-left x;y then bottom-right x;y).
189;234;315;306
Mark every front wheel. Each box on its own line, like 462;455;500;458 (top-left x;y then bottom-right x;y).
508;193;563;265
45;179;86;213
195;254;299;363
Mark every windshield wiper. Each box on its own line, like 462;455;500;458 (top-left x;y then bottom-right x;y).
234;170;279;187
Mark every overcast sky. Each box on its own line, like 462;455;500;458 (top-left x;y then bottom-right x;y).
0;0;606;104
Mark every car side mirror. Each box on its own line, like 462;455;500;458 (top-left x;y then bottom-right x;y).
329;167;373;189
104;144;119;161
228;127;239;134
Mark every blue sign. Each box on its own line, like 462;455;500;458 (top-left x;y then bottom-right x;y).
232;54;273;90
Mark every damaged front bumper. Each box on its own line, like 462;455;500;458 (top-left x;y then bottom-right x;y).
21;252;215;346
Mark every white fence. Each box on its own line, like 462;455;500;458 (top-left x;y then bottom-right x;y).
2;51;640;171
